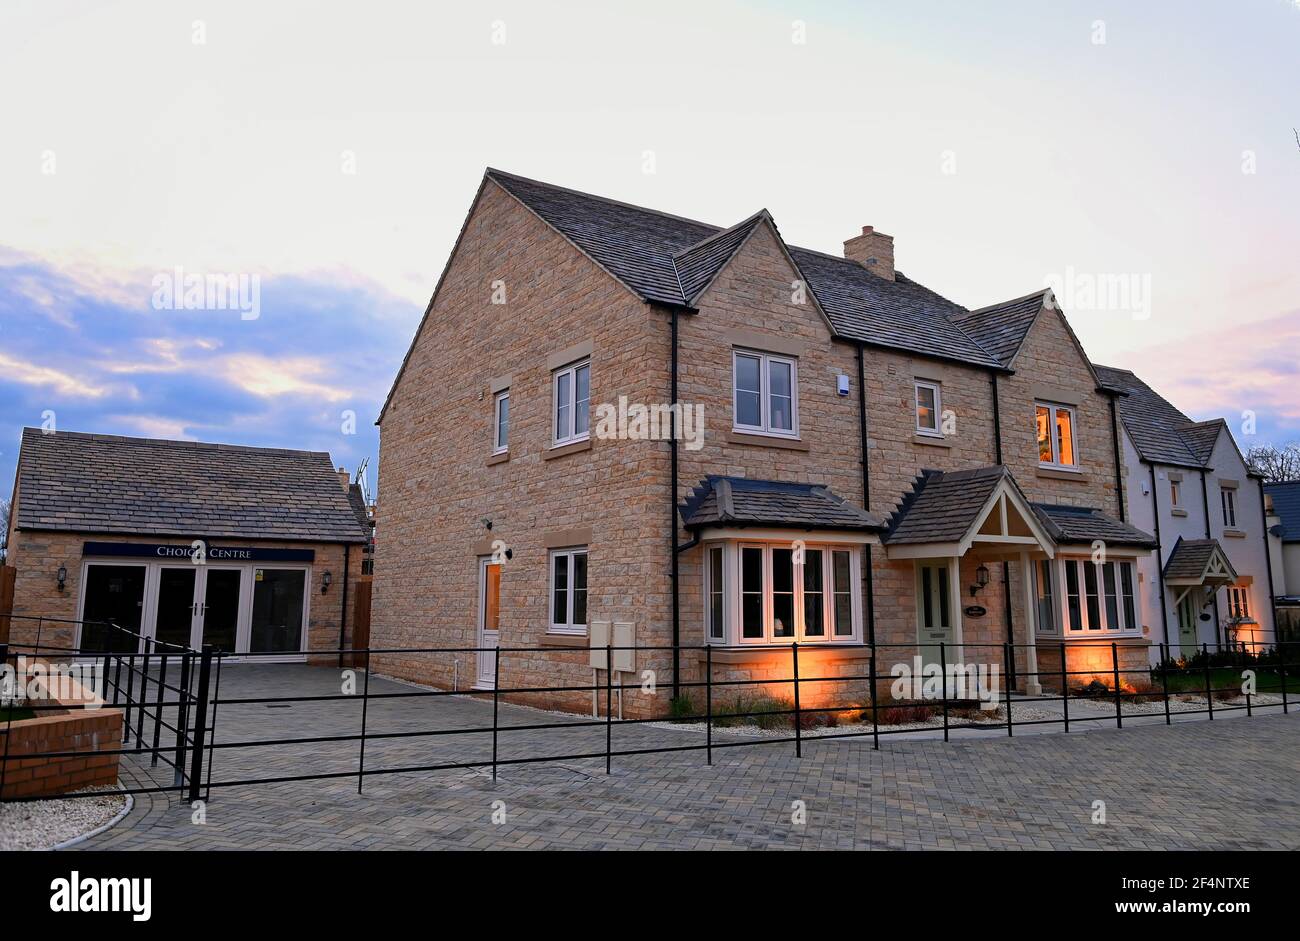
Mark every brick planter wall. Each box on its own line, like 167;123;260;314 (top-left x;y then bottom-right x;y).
0;664;123;800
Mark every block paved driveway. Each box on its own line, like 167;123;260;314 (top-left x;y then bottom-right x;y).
74;663;1300;851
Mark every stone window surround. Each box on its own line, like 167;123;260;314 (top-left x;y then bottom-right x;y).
731;348;800;440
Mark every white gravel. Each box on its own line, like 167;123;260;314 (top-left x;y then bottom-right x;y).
0;787;129;851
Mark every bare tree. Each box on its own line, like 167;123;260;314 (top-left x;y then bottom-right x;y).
1245;443;1300;483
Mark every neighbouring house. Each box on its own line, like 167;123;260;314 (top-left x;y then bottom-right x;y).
1264;480;1300;643
3;429;370;658
372;168;1161;717
1095;368;1276;660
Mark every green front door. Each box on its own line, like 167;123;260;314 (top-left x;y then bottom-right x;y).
1177;594;1200;658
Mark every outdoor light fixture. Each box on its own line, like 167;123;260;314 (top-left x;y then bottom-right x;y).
321;571;332;594
56;565;68;592
970;563;990;597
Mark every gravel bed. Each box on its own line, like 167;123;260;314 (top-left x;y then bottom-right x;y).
0;787;129;851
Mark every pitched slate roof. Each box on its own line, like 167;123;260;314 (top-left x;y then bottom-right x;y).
1265;480;1300;543
680;476;885;531
487;169;1005;369
13;428;370;543
1162;537;1238;582
884;466;1010;544
949;290;1047;367
1030;503;1158;548
1093;365;1222;468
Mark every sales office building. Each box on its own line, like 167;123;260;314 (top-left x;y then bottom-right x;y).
4;429;370;658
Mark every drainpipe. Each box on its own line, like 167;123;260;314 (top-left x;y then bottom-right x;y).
1256;479;1278;645
1200;470;1223;646
337;542;351;668
1149;463;1171;646
855;343;875;646
670;306;681;699
1109;397;1126;522
991;373;1016;687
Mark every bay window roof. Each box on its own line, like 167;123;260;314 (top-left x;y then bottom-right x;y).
680;476;885;532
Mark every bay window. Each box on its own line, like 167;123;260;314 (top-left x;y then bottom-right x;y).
1039;557;1139;634
733;350;798;437
706;541;861;644
1035;401;1077;469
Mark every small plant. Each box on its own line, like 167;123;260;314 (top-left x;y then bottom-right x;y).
1073;679;1112;698
668;695;698;723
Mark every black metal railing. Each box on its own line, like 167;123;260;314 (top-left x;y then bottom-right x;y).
1;616;208;803
1;629;1294;805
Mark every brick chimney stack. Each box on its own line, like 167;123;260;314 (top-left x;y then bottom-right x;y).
843;225;895;281
337;467;351;492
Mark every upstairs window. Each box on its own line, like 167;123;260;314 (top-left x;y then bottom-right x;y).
915;381;942;436
1036;402;1077;469
553;361;590;447
1221;486;1237;528
493;391;509;454
1169;477;1181;508
733;350;798;437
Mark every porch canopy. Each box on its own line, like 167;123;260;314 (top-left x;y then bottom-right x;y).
1163;537;1238;606
881;466;1055;561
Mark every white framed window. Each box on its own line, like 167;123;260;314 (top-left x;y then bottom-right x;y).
1034;559;1057;634
1055;558;1139;633
1227;584;1251;620
732;350;798;438
1035;401;1078;469
548;547;588;634
552;361;590;447
714;541;861;645
493;391;509;454
1221;487;1237;528
706;545;725;642
914;380;942;436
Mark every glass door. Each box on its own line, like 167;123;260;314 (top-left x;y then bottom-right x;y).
154;566;200;649
81;564;147;653
199;568;243;652
249;568;307;653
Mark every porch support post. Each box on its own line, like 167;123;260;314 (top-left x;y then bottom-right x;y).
1018;551;1043;696
948;556;964;662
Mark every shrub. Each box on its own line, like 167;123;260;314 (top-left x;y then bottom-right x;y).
668;695;699;723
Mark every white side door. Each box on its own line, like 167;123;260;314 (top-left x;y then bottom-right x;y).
476;558;502;689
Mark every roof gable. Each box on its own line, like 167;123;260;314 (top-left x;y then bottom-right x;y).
950;289;1047;367
1163;537;1239;584
1094;365;1228;469
884;465;1055;556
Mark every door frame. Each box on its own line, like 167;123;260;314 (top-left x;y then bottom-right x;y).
915;558;964;669
75;559;151;652
1176;591;1201;658
475;556;501;689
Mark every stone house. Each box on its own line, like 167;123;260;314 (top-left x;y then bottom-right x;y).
4;429;370;659
1096;368;1278;661
372;169;1160;717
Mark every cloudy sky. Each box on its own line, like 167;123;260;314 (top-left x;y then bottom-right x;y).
2;0;1298;496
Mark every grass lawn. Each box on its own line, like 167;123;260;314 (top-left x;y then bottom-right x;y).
1156;667;1293;696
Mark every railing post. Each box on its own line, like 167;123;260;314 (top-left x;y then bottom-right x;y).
868;649;880;751
123;645;136;745
938;642;949;742
150;650;168;767
791;642;801;758
187;646;214;803
604;640;613;775
134;639;151;749
1003;642;1013;737
1202;643;1214;720
1280;643;1290;715
1159;642;1171;726
357;646;371;795
705;644;713;766
491;647;501;781
1111;641;1122;729
172;651;192;789
1060;641;1069;733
